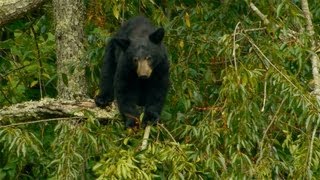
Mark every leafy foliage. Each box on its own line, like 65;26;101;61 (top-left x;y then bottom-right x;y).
0;13;56;106
1;0;320;179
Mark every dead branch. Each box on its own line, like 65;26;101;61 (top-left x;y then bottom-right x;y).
140;125;151;151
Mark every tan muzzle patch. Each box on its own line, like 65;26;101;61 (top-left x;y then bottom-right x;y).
137;59;152;78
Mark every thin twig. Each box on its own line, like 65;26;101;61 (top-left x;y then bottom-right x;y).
30;18;44;98
232;22;241;74
261;78;267;112
0;88;12;104
157;123;187;158
139;123;178;152
0;117;82;128
1;63;32;77
245;35;317;109
307;125;318;179
157;123;177;143
257;98;286;164
244;27;266;33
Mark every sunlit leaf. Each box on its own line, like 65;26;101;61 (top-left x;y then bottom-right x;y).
113;6;120;20
184;12;191;28
30;80;38;87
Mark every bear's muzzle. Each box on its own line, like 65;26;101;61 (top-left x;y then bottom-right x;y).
137;59;152;78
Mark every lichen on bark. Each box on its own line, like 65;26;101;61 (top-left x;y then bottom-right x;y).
53;0;87;100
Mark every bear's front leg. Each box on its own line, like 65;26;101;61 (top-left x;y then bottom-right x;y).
117;93;140;128
143;106;161;127
95;42;117;108
115;75;140;128
142;75;169;127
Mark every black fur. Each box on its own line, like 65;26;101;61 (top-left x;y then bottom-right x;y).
95;16;169;128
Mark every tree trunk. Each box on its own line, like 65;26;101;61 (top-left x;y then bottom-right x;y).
53;0;87;100
301;0;320;98
0;0;46;27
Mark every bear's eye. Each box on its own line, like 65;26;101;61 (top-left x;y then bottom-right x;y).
146;56;151;61
133;57;138;63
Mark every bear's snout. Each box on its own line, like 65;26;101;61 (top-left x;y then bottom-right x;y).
137;59;152;78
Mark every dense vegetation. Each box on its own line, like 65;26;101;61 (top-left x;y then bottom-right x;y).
1;0;320;179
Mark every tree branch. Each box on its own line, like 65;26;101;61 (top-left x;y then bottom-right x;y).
249;2;270;25
301;0;320;98
0;98;117;126
0;0;47;27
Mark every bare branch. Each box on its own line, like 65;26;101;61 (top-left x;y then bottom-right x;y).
249;2;270;25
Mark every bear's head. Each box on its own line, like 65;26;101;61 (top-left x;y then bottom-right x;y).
114;28;165;79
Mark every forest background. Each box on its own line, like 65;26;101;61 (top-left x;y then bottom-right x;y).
0;0;320;179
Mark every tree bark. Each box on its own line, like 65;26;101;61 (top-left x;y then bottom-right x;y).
0;98;117;127
53;0;87;100
0;0;47;27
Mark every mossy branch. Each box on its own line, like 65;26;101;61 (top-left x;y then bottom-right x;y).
0;98;117;127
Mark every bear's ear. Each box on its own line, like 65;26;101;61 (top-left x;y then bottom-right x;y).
149;28;165;44
114;38;130;50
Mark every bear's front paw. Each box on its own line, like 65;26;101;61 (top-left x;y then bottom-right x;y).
125;119;138;129
95;95;112;108
142;111;160;127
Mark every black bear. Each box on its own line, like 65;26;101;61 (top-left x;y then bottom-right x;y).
95;16;169;128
